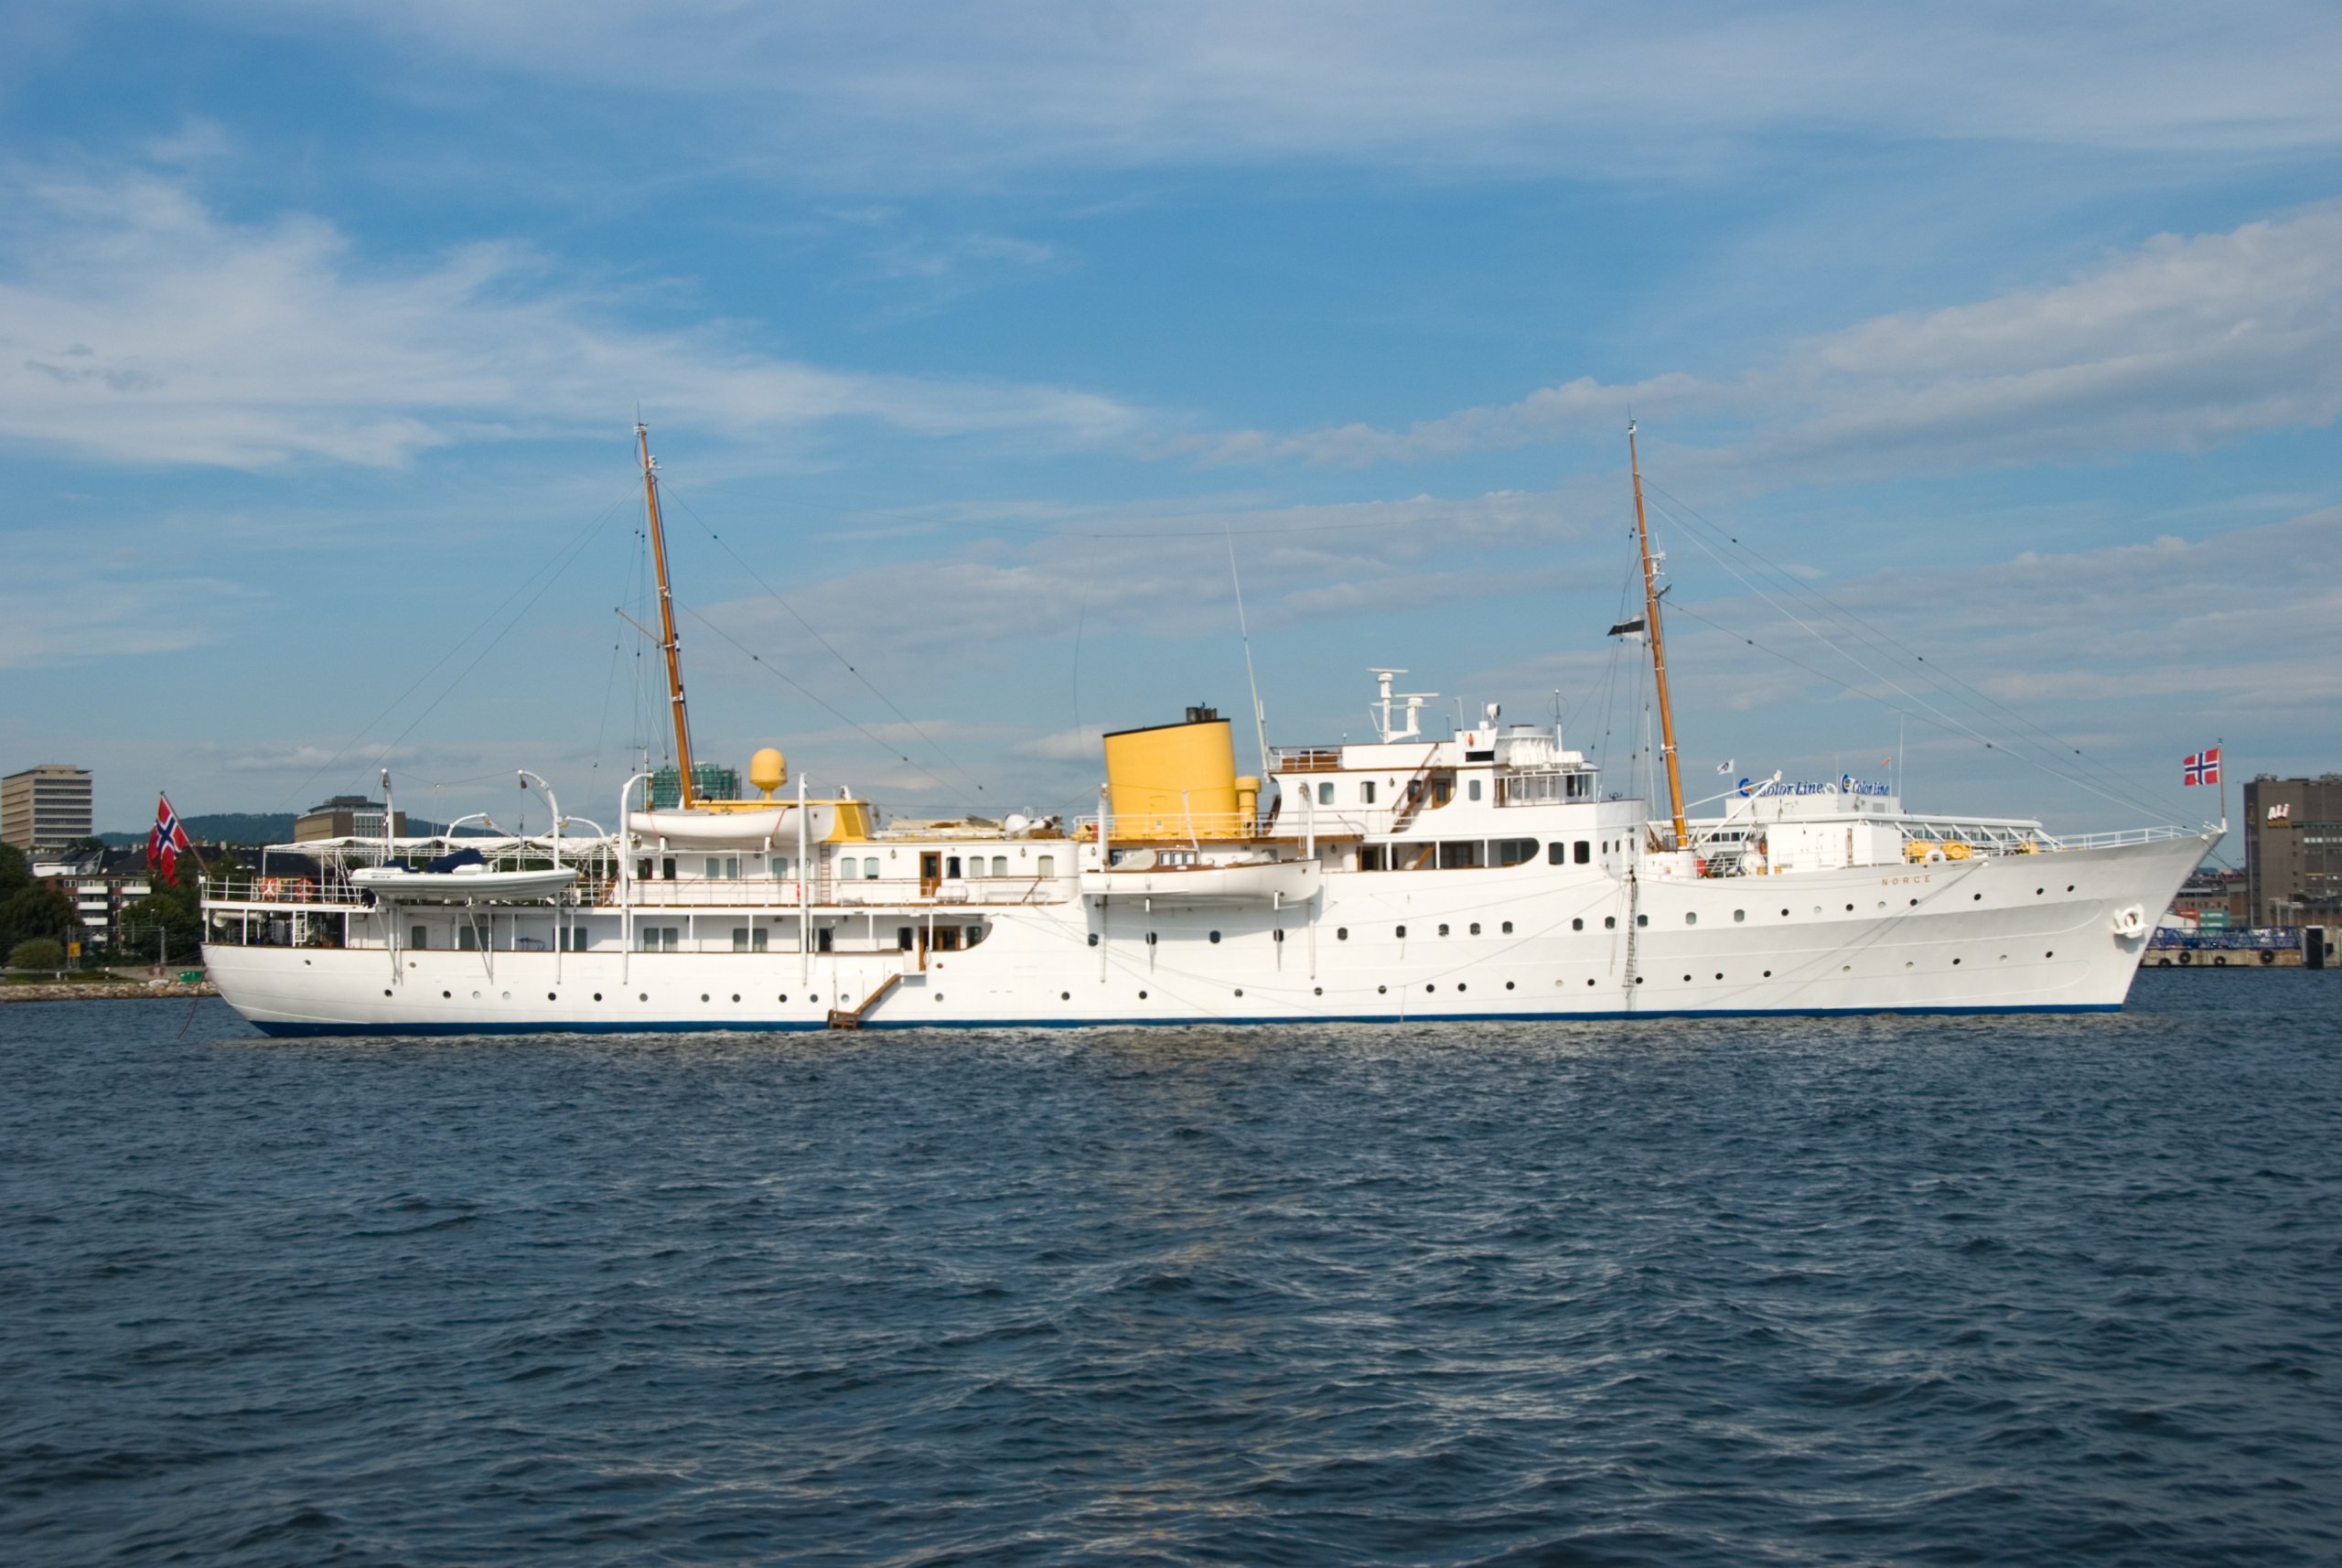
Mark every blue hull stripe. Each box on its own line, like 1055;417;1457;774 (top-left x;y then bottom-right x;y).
243;1002;2122;1038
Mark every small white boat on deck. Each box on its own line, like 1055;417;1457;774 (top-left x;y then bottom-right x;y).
1080;851;1320;905
350;864;579;904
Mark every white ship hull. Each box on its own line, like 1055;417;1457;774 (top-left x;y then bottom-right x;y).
205;833;2204;1036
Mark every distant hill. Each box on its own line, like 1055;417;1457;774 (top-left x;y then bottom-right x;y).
100;812;459;847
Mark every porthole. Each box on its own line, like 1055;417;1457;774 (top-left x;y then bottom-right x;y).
701;993;710;1003
639;993;648;1001
1468;922;1480;936
810;994;819;1004
1781;908;1790;917
1314;986;1323;996
1605;917;1616;929
472;991;481;1001
1060;991;1070;1000
1952;958;1961;966
442;990;451;998
731;993;740;1003
594;993;603;1001
1501;921;1513;934
1762;970;1771;978
1685;912;1697;926
1505;982;1514;990
1842;965;1852;973
1438;924;1450;938
1714;972;1722;981
2066;885;2075;893
1634;976;1644;984
1425;983;1435;993
1234;988;1243;997
1139;990;1148;1000
383;989;392;997
1456;983;1466;993
1209;930;1221;943
1734;909;1746;922
1586;979;1595;986
1909;898;1918;907
1683;974;1692;983
2036;887;2044;897
2046;950;2055;959
779;993;788;1003
1845;903;1854;912
1973;893;1982;902
1377;985;1387;994
1088;933;1100;947
501;992;510;1002
1337;928;1348;940
1396;925;1407;939
1145;931;1156;946
1636;914;1648;928
548;992;557;1001
1573;918;1584;931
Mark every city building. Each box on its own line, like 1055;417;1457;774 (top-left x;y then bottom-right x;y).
294;795;408;843
2;764;94;852
2244;774;2342;929
650;764;740;809
2170;868;2249;929
31;848;151;953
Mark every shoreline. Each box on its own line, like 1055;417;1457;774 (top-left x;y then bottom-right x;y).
3;982;218;1004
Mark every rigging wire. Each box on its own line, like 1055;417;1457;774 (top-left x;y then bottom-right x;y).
1638;478;2171;820
675;601;964;800
273;485;637;811
656;478;990;798
1642;493;2172;821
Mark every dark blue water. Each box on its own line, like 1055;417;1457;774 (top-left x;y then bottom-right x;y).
4;973;2338;1566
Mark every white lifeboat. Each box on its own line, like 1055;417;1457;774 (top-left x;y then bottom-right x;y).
628;804;852;846
1079;854;1319;904
351;865;578;903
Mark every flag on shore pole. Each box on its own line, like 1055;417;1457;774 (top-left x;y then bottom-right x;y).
2182;747;2221;787
147;794;191;883
1715;758;1734;775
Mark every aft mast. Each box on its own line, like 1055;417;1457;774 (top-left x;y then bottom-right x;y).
1629;422;1688;845
638;422;700;809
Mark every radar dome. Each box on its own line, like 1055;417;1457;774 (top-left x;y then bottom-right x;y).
749;747;787;798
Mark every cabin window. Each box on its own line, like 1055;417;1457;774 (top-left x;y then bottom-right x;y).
965;926;983;947
1439;841;1483;869
947;856;963;878
1685;912;1697;926
1089;932;1100;946
1360;781;1377;805
639;926;679;952
991;855;1007;877
1468;922;1481;936
1548;842;1569;865
635;859;652;881
1734;909;1746;922
1573;918;1584;931
1467;779;1483;801
459;924;479;952
1433;779;1452;805
661;857;677;881
865;859;880;880
1438;924;1450;937
815;927;833;953
410;925;428;950
1037;854;1055;876
898;927;915;950
933;927;961;952
1501;921;1513;934
1493;838;1536;866
1604;916;1616;929
733;927;748;952
1337;928;1348;940
1395;925;1407;939
706;856;739;879
1637;914;1649;927
1576;841;1591;865
1359;845;1386;872
561;928;590;951
1209;930;1221;943
772;856;790;879
1316;781;1335;805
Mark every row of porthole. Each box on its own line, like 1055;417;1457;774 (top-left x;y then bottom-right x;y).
394;989;826;1004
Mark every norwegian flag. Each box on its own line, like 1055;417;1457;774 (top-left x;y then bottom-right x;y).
2182;748;2221;788
147;793;192;883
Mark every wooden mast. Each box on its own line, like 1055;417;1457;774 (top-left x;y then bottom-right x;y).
638;422;698;809
1629;421;1688;845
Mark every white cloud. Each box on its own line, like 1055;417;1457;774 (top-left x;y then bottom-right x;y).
0;167;1150;469
240;2;2342;177
1215;203;2342;479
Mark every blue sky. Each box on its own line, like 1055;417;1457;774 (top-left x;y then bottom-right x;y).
4;1;2338;842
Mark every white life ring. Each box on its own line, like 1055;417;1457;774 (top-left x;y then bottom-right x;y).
2110;905;2146;937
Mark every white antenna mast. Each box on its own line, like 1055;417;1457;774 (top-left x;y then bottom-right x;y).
1224;524;1271;789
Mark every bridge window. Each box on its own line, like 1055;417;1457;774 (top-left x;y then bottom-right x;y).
1438;841;1483;869
1493;838;1536;866
965;927;983;947
1359;845;1386;871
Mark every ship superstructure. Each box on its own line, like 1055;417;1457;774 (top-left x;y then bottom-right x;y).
200;426;2211;1035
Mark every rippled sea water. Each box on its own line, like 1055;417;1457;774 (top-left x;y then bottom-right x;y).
4;972;2338;1566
